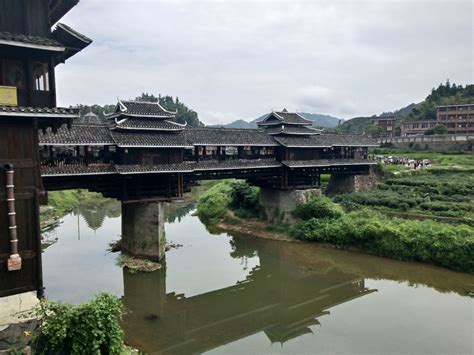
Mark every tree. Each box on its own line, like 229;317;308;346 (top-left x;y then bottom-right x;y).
424;125;448;135
135;93;203;127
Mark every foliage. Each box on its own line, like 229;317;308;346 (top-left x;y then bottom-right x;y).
34;293;125;354
229;182;260;217
196;181;234;224
424;125;448;135
407;81;474;121
289;210;474;273
197;181;261;224
135;93;203;127
293;196;344;220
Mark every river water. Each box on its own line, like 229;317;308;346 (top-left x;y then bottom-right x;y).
42;200;474;354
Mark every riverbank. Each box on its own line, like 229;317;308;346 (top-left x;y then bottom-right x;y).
197;152;474;273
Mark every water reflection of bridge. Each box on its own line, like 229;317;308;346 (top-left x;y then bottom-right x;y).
121;237;376;354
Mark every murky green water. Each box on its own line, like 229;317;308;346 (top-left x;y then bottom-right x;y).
42;200;474;354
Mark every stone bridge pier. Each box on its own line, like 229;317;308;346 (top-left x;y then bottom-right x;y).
121;202;166;261
259;188;321;224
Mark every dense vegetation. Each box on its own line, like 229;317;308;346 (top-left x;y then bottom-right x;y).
34;293;126;354
197;180;259;223
289;205;474;273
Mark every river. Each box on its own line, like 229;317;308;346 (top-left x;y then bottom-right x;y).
41;199;474;354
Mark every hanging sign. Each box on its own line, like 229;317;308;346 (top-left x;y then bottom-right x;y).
0;86;18;106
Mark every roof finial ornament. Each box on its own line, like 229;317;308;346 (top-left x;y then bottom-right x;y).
282;108;288;113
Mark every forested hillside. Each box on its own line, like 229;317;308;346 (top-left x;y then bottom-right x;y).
338;81;474;134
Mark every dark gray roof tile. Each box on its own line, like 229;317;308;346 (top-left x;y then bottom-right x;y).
0;106;78;117
41;165;116;176
274;134;378;147
39;124;114;145
185;128;278;146
110;130;192;147
117;100;176;118
116;117;185;131
0;32;64;49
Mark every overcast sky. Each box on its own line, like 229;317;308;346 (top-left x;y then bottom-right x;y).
56;0;473;124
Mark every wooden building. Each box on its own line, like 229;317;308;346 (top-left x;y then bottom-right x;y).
0;0;91;297
437;104;474;135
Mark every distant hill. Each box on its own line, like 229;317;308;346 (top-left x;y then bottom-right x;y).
213;112;343;129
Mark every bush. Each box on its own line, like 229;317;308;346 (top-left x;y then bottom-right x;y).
229;182;260;215
289;211;474;273
196;181;233;224
34;293;125;354
293;196;344;220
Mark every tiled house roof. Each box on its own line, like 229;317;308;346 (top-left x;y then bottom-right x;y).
39;124;114;145
274;134;377;147
0;32;65;50
109;100;176;118
0;106;78;117
264;125;321;136
184;128;278;146
115;118;185;131
110;130;192;148
257;110;313;126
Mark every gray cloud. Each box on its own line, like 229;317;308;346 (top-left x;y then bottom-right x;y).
56;0;473;124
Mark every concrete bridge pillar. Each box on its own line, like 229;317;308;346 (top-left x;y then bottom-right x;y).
259;188;321;224
121;201;166;261
326;169;378;195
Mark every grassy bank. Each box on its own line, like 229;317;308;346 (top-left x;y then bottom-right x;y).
289;198;474;273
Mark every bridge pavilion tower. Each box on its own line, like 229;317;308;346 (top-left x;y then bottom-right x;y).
0;0;91;298
105;99;188;260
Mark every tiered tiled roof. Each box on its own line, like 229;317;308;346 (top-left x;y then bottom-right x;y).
39;124;114;145
107;99;185;132
110;130;192;148
114;118;186;131
184;128;278;146
109;100;176;118
257;109;313;126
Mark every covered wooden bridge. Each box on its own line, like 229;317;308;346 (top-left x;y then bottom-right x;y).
38;100;377;201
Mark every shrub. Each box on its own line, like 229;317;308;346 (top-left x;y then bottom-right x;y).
196;181;233;224
229;182;260;214
34;293;125;354
293;196;344;220
289;211;474;273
